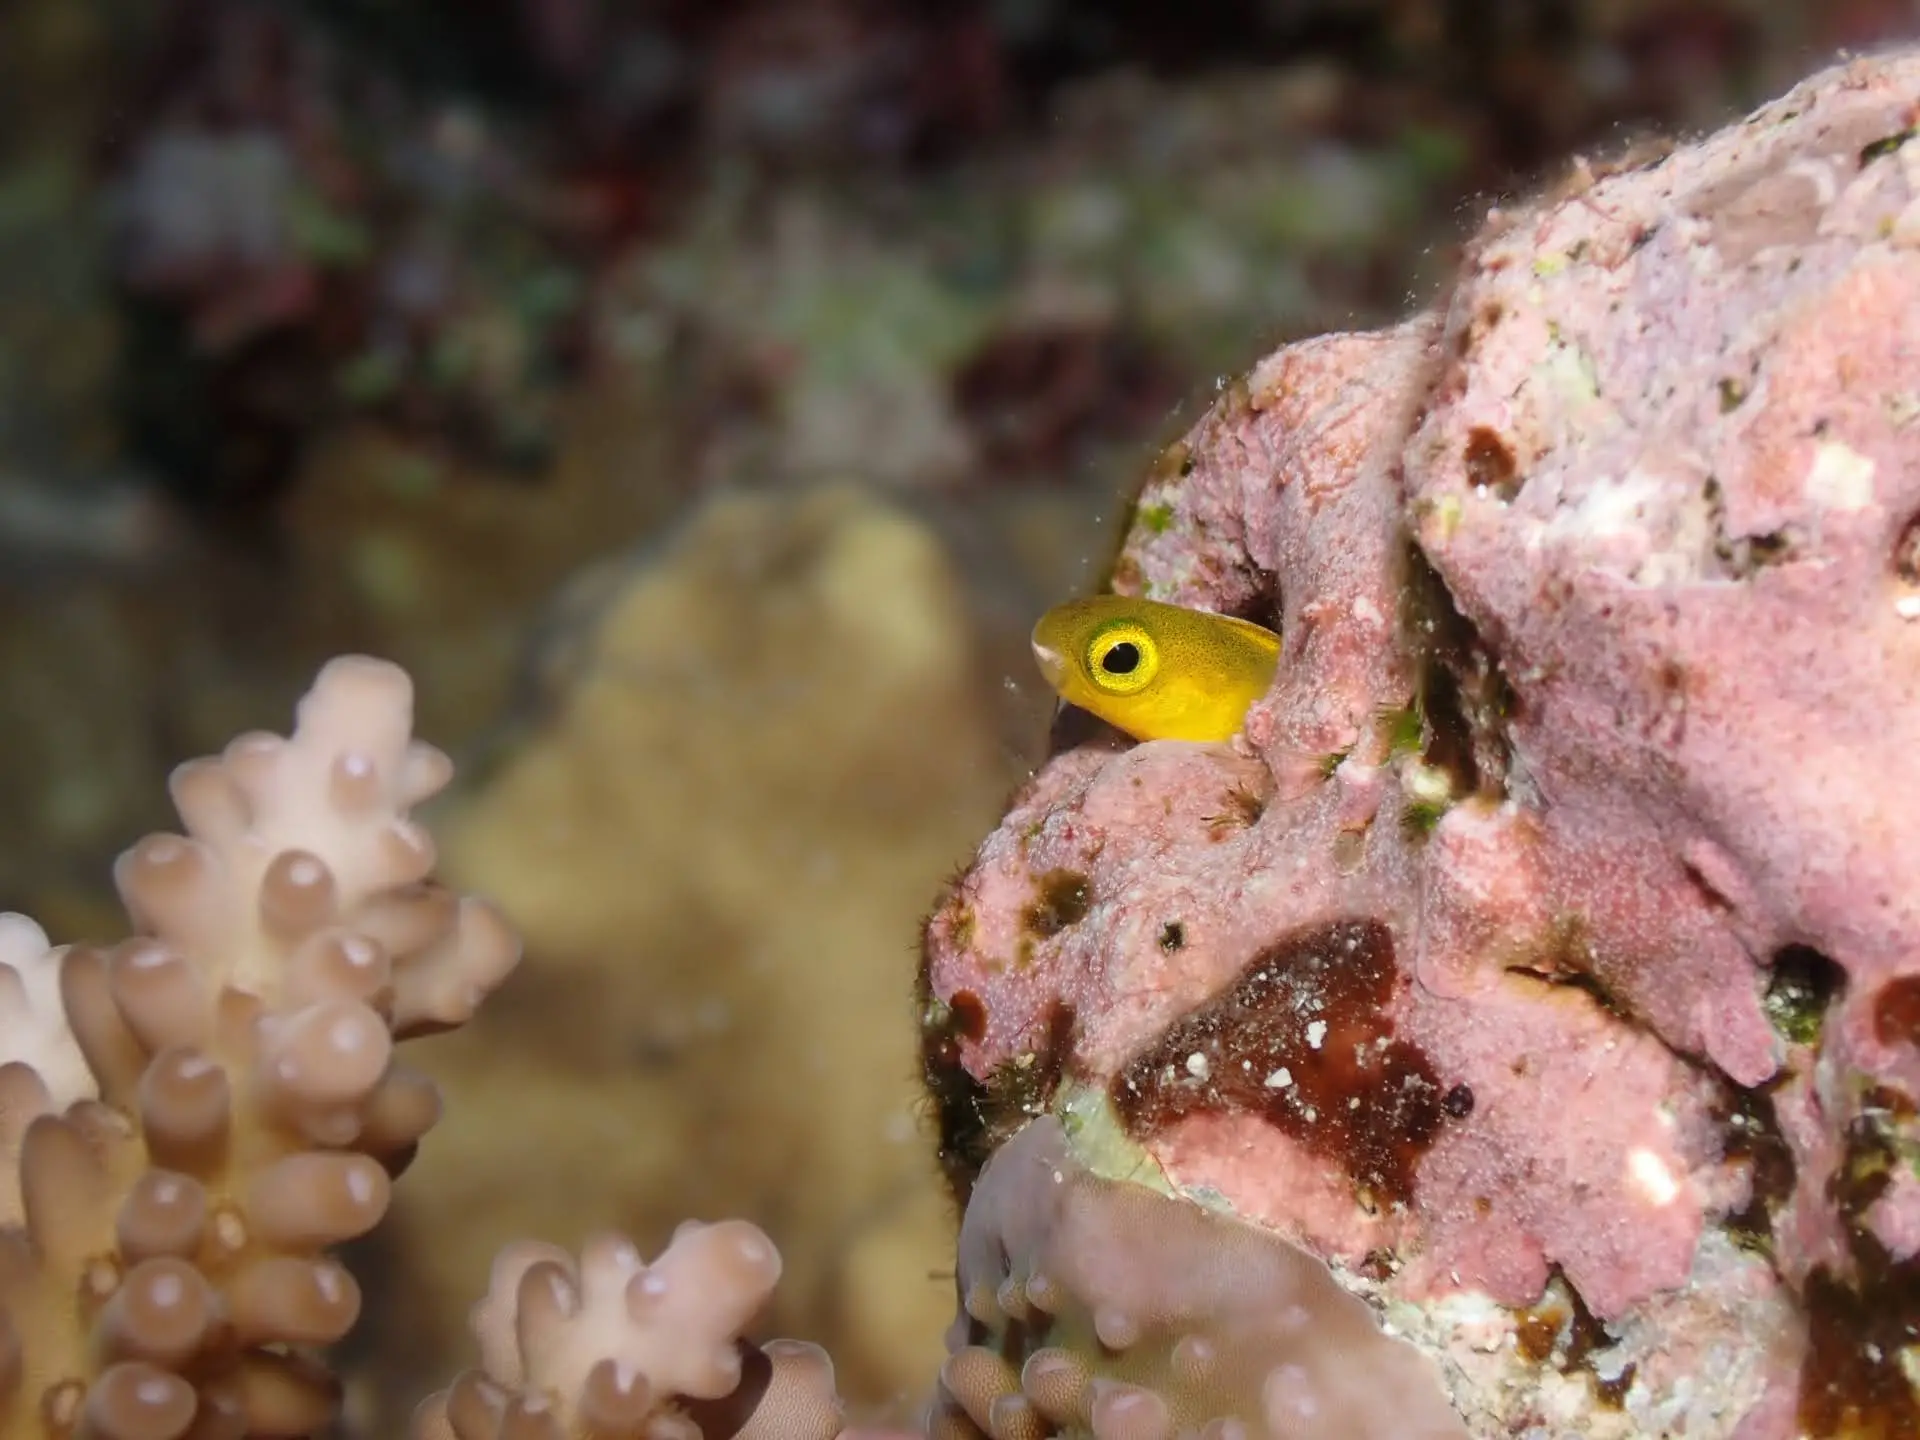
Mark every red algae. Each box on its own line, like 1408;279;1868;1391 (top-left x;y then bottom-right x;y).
1112;918;1448;1206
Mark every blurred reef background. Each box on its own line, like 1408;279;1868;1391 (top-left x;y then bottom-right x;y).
0;0;1915;1431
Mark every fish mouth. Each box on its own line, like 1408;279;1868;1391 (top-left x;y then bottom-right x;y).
1030;635;1067;687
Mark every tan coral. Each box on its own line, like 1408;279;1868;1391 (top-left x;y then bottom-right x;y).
0;656;521;1438
414;1224;847;1440
0;917;93;1114
405;484;1013;1416
0;914;94;1228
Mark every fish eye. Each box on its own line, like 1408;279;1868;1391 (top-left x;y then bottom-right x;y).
1085;622;1158;695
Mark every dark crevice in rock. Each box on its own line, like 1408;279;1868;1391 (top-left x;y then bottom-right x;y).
1763;944;1845;1047
1701;475;1801;579
1400;541;1518;802
917;913;1079;1207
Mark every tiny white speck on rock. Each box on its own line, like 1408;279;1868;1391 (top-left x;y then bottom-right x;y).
1626;1146;1681;1207
1804;439;1876;510
1306;1020;1328;1050
1186;1051;1211;1081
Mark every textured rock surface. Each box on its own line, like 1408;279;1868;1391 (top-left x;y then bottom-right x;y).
923;47;1920;1438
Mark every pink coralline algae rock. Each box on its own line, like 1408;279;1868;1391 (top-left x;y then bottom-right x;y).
920;46;1920;1440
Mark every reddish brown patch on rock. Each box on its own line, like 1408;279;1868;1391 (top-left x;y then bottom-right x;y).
1111;918;1447;1205
1874;977;1920;1049
1462;426;1521;501
949;989;988;1042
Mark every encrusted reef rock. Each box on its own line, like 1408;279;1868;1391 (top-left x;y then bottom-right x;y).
922;47;1920;1439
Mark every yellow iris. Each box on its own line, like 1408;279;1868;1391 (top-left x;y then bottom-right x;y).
1083;620;1159;695
1031;595;1281;743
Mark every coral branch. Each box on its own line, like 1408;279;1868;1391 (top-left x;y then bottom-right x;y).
0;656;521;1437
414;1224;847;1440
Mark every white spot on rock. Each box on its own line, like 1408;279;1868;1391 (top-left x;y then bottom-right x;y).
1627;1146;1681;1207
1804;440;1875;510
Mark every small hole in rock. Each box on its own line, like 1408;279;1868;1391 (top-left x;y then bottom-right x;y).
1225;567;1284;633
948;990;988;1043
1894;513;1920;587
1023;870;1091;939
1765;945;1846;1046
1463;426;1522;502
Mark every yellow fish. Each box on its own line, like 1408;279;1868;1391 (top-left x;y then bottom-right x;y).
1031;595;1281;743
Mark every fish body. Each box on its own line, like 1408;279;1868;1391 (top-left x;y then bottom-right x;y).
1030;595;1281;743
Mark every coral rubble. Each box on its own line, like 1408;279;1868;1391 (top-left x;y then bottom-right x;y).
923;44;1920;1439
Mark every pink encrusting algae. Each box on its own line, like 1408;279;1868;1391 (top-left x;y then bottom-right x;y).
922;45;1920;1439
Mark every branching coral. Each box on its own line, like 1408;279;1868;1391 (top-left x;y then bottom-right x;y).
413;1225;846;1440
0;656;856;1440
0;656;521;1437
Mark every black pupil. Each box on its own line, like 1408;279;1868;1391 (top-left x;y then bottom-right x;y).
1101;641;1141;675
